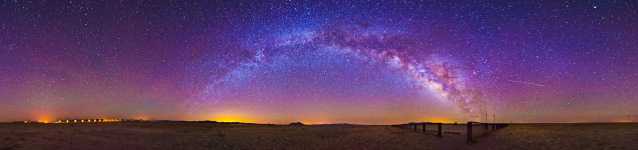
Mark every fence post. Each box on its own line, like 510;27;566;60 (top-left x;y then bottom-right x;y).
437;123;442;137
467;122;473;144
422;123;426;133
484;123;488;131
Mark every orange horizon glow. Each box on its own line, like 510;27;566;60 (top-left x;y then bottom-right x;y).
209;114;257;123
421;117;457;124
35;114;52;124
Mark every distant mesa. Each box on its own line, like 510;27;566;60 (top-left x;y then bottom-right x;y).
289;122;305;126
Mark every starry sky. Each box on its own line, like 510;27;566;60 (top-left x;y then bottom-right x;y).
1;0;637;124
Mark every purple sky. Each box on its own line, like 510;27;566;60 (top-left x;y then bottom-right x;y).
1;0;637;124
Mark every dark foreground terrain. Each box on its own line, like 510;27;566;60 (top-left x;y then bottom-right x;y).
0;122;637;150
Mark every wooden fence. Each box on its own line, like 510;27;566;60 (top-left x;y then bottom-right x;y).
395;121;508;144
394;122;443;137
466;121;508;144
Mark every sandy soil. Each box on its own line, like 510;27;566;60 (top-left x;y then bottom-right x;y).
0;122;636;150
469;124;638;150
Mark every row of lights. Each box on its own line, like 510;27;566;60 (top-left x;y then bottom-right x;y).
56;119;122;123
22;118;122;124
56;119;101;123
26;119;120;124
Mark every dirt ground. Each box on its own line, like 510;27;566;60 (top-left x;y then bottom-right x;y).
469;123;638;150
0;122;636;150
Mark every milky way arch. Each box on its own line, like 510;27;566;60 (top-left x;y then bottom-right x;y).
197;23;485;118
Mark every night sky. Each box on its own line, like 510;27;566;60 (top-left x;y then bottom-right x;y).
1;0;637;124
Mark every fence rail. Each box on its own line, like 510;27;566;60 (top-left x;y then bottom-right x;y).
395;121;508;144
394;122;443;137
466;121;508;144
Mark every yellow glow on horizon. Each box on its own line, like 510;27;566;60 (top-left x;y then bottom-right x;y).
210;114;255;123
422;117;455;123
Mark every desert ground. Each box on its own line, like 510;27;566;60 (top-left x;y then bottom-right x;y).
0;122;637;150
